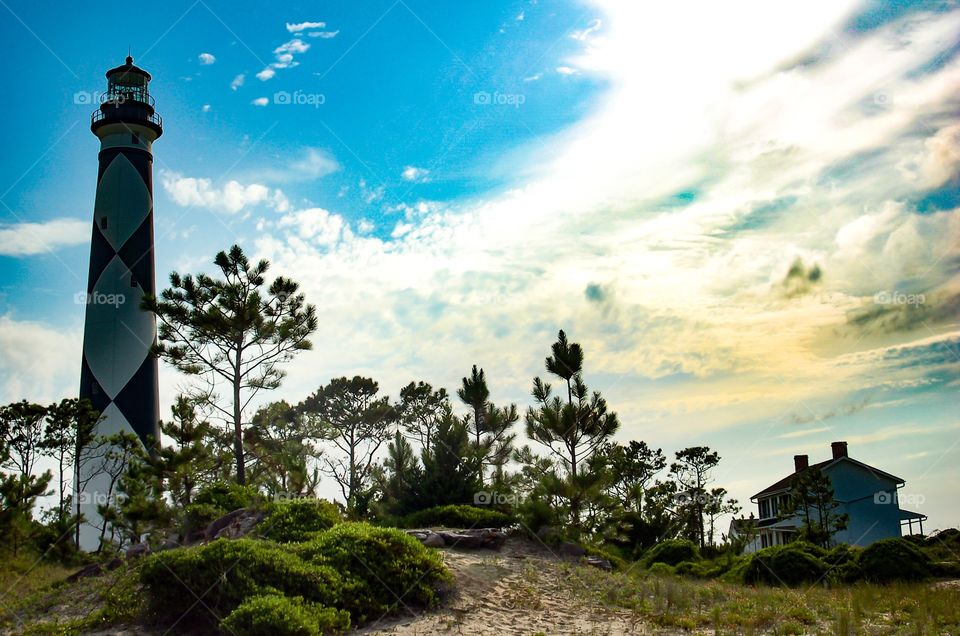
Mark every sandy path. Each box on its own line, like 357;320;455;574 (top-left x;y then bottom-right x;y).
355;538;647;635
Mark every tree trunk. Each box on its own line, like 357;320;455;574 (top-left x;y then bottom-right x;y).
233;375;245;485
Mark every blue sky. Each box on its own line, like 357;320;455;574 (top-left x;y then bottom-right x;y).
1;0;958;528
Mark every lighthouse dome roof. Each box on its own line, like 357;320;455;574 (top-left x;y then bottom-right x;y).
105;56;152;81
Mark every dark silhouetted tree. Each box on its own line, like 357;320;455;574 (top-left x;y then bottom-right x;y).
300;376;395;513
670;446;720;549
144;244;318;485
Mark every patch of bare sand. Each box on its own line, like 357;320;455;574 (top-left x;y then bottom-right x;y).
355;538;647;635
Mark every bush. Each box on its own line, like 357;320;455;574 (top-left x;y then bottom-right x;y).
399;505;514;529
139;539;344;627
296;523;452;622
740;542;828;586
193;482;260;512
220;595;349;636
182;502;226;534
647;562;676;576
259;499;342;543
858;537;933;583
642;539;700;567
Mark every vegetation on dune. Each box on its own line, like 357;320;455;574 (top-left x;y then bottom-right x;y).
395;504;515;529
1;244;956;634
258;497;342;543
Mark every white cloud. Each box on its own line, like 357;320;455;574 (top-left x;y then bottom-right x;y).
160;171;289;214
240;147;340;184
516;10;525;21
287;21;327;33
275;38;310;56
309;31;339;39
198;52;216;65
257;38;312;81
571;18;602;41
202;104;211;112
0;218;88;256
0;316;81;404
556;66;580;75
277;208;346;245
252;96;269;106
524;72;543;82
231;73;245;90
401;166;431;183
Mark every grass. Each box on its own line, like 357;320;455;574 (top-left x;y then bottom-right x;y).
559;562;960;634
2;544;958;635
0;557;146;636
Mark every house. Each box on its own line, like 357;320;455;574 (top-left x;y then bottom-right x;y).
731;441;926;553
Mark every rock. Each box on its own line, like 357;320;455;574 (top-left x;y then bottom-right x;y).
184;529;207;545
480;528;508;550
438;531;486;549
159;533;182;551
437;528;508;550
204;508;247;540
422;532;446;548
66;563;103;583
405;530;432;542
125;542;150;559
559;541;587;558
215;510;265;539
104;557;124;571
585;556;613;571
536;525;558;542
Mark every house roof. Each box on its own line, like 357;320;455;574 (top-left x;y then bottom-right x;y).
899;509;927;521
751;456;905;500
729;517;757;533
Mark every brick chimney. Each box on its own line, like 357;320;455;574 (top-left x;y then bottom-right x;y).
794;454;809;472
831;441;848;459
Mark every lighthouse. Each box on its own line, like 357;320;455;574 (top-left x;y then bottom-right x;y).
78;57;162;549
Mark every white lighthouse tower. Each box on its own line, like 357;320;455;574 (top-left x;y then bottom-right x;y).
78;57;162;549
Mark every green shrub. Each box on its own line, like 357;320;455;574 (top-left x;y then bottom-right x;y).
139;539;344;627
399;505;514;529
193;481;260;512
259;499;342;543
182;502;226;534
740;542;828;586
674;559;726;578
642;539;701;567
858;537;933;583
647;562;676;576
296;523;452;622
219;594;349;636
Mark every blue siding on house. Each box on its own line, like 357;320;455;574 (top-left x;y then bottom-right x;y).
750;454;913;548
828;461;902;546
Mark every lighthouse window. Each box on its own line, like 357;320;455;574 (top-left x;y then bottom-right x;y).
130;275;138;288
91;382;100;396
100;216;108;229
131;133;140;145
